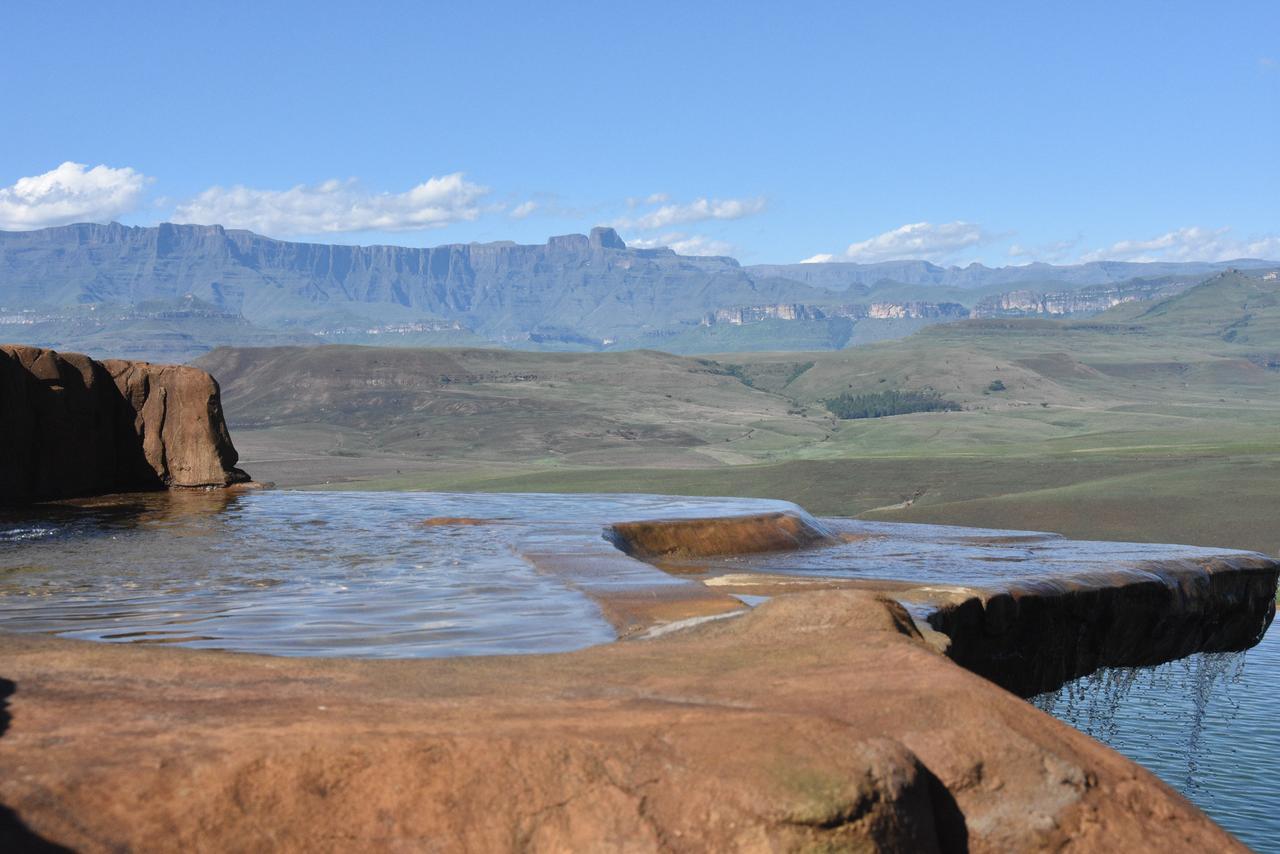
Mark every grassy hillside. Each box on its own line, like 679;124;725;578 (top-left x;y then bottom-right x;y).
202;271;1280;555
200;346;828;469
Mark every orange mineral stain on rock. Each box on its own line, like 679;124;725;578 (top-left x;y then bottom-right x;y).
420;516;505;527
607;510;836;558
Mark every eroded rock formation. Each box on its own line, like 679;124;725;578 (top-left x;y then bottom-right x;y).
0;591;1251;852
0;344;248;503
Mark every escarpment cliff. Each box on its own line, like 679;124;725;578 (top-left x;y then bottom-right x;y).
0;344;249;503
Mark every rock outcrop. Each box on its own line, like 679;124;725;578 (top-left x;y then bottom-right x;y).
0;590;1251;852
921;555;1279;696
607;510;836;558
0;344;248;503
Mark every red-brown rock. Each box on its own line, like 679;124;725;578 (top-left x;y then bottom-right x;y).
0;344;248;503
0;591;1248;852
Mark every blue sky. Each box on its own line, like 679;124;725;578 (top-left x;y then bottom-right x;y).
2;0;1277;265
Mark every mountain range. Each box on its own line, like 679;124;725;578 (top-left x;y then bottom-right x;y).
0;222;1274;362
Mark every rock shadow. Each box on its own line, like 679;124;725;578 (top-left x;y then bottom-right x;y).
922;760;970;854
0;679;75;852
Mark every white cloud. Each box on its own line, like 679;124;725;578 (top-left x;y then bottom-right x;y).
173;173;489;236
1077;226;1280;263
509;200;538;219
615;195;767;230
800;253;836;264
809;221;990;264
627;232;736;257
0;161;150;230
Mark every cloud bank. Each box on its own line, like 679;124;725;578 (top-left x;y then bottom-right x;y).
613;193;766;256
615;196;767;231
1077;226;1280;263
172;173;489;236
803;221;990;264
0;162;150;230
627;232;736;257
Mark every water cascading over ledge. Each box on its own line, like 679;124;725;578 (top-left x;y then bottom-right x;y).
3;492;1278;851
919;556;1278;696
606;510;1280;698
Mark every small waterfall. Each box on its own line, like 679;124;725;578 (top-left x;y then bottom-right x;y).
1032;649;1247;799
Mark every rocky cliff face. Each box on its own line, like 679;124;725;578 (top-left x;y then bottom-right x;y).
701;300;968;326
0;223;823;341
0;344;248;503
970;279;1190;318
1;223;1270;360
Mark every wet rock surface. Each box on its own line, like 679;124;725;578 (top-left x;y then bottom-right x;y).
0;344;249;503
0;591;1249;852
923;556;1278;696
606;510;836;558
0;493;1275;850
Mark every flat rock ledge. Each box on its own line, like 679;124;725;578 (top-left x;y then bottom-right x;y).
0;344;250;503
1;497;1276;851
0;585;1267;852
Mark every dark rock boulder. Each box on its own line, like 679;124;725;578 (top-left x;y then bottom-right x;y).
0;344;249;503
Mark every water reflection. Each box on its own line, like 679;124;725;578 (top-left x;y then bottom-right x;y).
0;489;243;541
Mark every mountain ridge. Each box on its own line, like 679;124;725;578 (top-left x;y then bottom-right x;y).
1;222;1275;361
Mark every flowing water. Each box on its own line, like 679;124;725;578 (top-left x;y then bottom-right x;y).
0;490;793;657
2;492;1247;659
1034;622;1280;853
1;489;1275;846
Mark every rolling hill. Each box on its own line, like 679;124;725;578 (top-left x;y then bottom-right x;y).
197;270;1280;554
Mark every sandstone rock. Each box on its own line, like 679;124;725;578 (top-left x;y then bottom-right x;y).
0;590;1247;852
0;344;248;503
104;359;246;489
607;510;836;558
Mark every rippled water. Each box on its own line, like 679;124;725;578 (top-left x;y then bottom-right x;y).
0;490;792;657
3;488;1276;845
684;517;1249;587
1035;621;1280;852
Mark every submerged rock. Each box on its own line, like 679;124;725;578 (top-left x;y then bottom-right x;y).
0;344;249;503
607;510;836;558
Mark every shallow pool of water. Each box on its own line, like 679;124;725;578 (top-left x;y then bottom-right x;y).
692;517;1248;587
0;490;1261;660
2;489;1276;845
1035;619;1280;852
0;490;794;657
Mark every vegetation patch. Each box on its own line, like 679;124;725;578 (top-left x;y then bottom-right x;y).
721;363;755;387
824;389;960;420
784;361;815;386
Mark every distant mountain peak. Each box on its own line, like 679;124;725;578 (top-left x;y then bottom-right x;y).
589;226;627;250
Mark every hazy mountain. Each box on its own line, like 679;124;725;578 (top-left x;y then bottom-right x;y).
746;258;1274;292
0;222;822;339
1;222;1275;362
